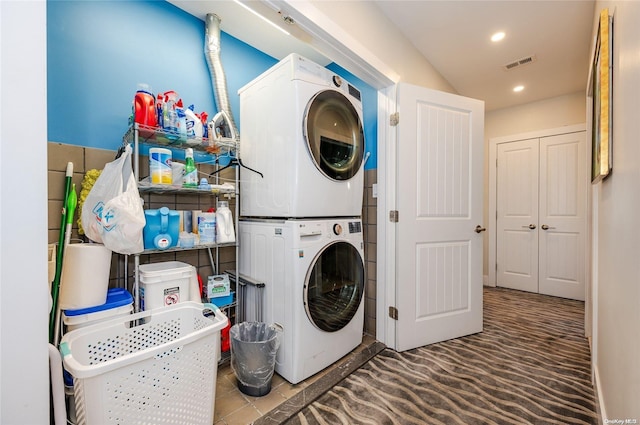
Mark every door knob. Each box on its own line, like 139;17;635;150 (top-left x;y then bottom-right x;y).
541;224;556;230
522;224;536;230
475;225;486;233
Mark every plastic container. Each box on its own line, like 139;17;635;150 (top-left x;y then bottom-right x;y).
216;200;236;244
207;274;230;298
139;261;193;311
221;321;231;352
149;147;172;185
60;302;228;425
198;212;216;244
209;291;234;308
63;288;133;331
230;322;281;397
143;207;180;250
134;83;157;136
178;232;196;248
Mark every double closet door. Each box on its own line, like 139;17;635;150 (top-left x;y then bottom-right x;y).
496;131;587;300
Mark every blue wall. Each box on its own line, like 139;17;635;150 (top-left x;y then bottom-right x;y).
47;0;377;169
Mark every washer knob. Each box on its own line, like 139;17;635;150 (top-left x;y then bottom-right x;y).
332;75;343;87
333;223;343;235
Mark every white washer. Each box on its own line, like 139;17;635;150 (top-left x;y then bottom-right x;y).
239;218;365;384
239;53;365;218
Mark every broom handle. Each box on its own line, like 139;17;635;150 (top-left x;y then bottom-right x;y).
49;162;73;343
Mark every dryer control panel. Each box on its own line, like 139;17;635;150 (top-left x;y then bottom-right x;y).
348;221;362;234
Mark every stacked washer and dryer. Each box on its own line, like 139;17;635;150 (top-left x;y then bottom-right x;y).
238;53;366;384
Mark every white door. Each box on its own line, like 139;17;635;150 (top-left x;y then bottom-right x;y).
496;138;539;292
495;132;586;300
395;83;484;352
538;133;586;300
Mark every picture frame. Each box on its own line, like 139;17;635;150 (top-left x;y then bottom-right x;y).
591;8;613;183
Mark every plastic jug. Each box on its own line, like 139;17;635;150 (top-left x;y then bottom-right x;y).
134;83;157;136
143;207;180;250
216;201;235;244
198;212;216;244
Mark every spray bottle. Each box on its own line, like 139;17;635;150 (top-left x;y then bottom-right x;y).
162;91;179;137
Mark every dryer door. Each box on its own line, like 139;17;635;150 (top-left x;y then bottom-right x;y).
304;241;365;332
304;90;364;181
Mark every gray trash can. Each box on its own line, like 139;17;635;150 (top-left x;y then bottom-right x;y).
230;322;281;397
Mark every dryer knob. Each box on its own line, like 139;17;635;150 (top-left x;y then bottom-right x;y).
333;223;343;235
332;75;343;87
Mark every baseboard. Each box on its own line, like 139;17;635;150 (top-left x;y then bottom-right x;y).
593;364;606;425
483;275;496;287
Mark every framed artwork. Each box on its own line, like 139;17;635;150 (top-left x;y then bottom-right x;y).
591;8;613;183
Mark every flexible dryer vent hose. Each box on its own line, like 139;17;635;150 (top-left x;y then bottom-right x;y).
205;13;239;139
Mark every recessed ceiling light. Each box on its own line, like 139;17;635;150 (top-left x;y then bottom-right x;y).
513;85;525;92
491;32;505;42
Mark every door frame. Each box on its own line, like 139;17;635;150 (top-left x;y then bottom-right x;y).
376;85;398;347
487;123;587;287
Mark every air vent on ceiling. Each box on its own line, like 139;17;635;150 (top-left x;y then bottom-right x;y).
503;54;537;71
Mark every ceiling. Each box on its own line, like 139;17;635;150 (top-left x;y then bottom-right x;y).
374;0;596;111
169;0;596;111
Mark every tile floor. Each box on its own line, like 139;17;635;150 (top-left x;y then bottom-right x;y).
213;334;380;425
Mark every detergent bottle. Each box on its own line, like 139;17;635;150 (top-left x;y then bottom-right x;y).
176;99;187;140
185;105;203;140
216;200;235;243
134;83;157;136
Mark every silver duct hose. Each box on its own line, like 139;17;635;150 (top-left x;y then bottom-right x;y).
205;13;239;138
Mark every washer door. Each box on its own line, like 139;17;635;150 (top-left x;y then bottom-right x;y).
304;241;365;332
304;90;364;181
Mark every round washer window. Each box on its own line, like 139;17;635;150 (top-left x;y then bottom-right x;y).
305;90;364;181
304;241;364;332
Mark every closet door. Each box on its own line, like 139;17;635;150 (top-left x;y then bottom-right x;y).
496;139;539;293
539;132;586;300
496;132;586;301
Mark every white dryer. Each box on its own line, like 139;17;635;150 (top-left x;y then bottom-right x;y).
239;53;365;218
239;218;365;384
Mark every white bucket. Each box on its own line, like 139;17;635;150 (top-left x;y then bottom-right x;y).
64;304;133;331
58;243;112;310
149;147;172;184
139;261;193;311
62;288;134;331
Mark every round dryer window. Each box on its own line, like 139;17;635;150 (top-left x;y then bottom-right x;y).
304;241;365;332
304;90;364;180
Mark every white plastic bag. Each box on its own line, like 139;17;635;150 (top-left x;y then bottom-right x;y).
81;145;145;254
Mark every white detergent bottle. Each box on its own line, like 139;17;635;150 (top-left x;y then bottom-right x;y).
216;201;235;243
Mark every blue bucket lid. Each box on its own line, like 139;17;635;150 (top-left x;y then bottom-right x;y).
63;288;133;316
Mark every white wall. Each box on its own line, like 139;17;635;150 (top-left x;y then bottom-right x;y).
485;91;586;140
483;92;586;277
591;1;640;420
0;1;50;423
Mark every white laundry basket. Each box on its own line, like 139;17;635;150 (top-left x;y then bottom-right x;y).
60;302;227;425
